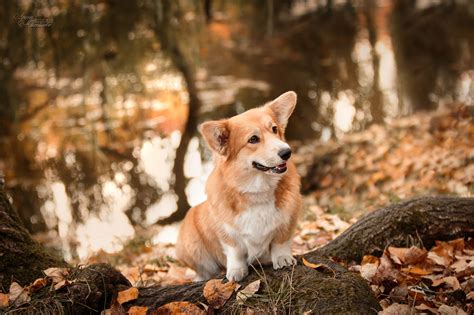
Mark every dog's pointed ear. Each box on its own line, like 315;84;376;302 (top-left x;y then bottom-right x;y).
199;120;229;155
265;91;297;129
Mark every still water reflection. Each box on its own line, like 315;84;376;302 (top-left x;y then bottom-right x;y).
1;0;473;260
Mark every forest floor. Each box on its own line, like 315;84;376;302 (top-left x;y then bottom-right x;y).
68;104;473;313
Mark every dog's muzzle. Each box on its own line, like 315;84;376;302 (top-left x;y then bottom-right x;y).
252;161;287;174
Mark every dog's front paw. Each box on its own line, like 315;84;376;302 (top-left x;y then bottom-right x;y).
226;266;248;282
272;255;296;270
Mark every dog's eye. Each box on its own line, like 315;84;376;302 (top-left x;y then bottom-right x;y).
272;126;278;134
248;135;260;144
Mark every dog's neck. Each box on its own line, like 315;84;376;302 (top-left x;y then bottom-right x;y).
237;172;281;194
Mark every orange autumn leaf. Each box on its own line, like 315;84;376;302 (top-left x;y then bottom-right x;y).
0;293;8;309
302;257;322;269
28;278;48;293
400;266;432;276
128;306;149;315
203;279;236;309
117;287;139;305
428;240;456;266
361;255;380;265
152;301;205;315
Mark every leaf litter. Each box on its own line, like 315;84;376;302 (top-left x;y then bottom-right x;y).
352;237;474;314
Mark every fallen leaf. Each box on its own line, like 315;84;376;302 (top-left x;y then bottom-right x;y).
431;276;461;290
0;293;9;309
128;306;148;315
378;303;411;315
450;259;468;273
302;257;322;269
54;279;70;290
28;278;48;293
203;279;236;309
236;280;261;305
117;287;139;304
428;241;455;266
438;304;468;315
415;303;439;313
153;301;205;315
387;246;427;266
400;266;432;276
8;282;30;307
360;263;378;281
44;267;69;284
448;238;465;253
373;253;403;284
302;257;334;274
361;255;380;265
467;291;474;300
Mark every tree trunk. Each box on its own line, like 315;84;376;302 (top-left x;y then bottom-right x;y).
132;255;381;314
152;0;203;225
315;196;474;262
0;183;66;289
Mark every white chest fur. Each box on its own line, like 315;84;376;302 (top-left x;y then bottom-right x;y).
223;194;286;264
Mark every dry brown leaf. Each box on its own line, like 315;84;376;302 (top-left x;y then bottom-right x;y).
117;287;139;305
467;291;474;300
451;259;468;273
54;279;70;291
387;246;427;266
44;267;69;284
128;306;149;315
152;301;205;315
360;263;378;281
28;278;48;293
203;279;236;309
448;238;465;253
0;293;9;309
429;241;455;266
372;253;403;284
236;280;261;305
415;303;439;313
378;303;411;315
8;282;30;307
431;276;461;290
438;304;468;315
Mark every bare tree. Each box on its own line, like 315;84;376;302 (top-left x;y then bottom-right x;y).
152;0;203;225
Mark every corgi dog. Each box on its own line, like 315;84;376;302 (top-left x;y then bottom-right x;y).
176;91;302;281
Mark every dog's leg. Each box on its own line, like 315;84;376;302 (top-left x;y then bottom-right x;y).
270;239;296;269
222;244;248;281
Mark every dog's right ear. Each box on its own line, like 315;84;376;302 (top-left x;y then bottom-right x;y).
199;120;229;156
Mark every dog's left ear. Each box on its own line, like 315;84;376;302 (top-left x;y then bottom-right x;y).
265;91;297;129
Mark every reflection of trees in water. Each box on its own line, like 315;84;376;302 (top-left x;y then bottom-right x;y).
391;0;474;111
0;0;203;240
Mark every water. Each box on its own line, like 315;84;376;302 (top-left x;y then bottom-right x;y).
1;0;473;260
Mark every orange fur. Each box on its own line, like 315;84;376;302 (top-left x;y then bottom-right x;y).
176;91;302;281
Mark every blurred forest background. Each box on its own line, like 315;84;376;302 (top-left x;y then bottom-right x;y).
0;0;472;269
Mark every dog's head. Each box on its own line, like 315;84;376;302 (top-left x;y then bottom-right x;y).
199;91;297;177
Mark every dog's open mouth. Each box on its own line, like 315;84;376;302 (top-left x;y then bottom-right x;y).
252;161;287;174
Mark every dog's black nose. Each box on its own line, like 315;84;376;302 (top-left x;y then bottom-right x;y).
278;148;292;161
